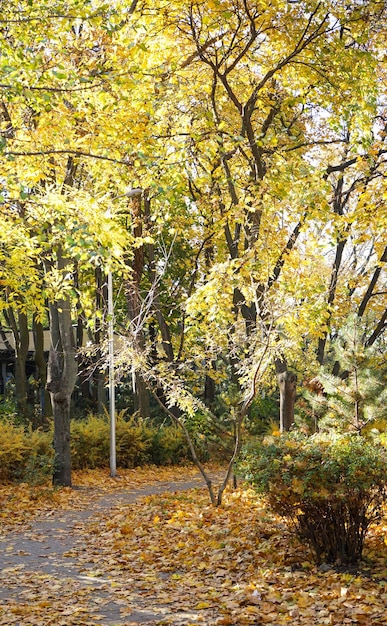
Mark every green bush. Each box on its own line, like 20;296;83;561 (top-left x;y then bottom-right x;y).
22;428;54;485
0;419;29;481
237;432;387;565
70;413;149;469
116;415;151;467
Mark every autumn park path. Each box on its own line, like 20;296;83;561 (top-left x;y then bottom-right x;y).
0;469;219;626
2;466;387;626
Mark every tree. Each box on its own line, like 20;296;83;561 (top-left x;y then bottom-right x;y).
0;0;132;483
310;317;387;434
0;210;45;414
46;252;78;486
140;0;386;428
0;0;386;488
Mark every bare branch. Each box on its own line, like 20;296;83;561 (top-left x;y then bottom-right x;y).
0;81;109;93
358;246;387;318
365;307;387;347
151;390;217;506
5;149;133;166
267;214;306;290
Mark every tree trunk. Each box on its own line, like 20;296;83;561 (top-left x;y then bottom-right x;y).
33;318;52;420
125;191;150;418
5;309;29;418
51;388;72;486
131;371;148;416
204;369;216;410
317;174;348;365
0;325;12;398
94;267;107;413
46;254;78;486
15;312;29;418
276;360;297;432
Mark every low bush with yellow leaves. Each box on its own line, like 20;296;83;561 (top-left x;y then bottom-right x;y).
0;412;192;483
0;419;53;483
70;412;191;470
238;431;387;566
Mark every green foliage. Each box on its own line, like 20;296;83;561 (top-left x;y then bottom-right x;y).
246;394;280;436
115;415;151;468
237;432;387;565
0;399;19;423
365;417;387;449
0;419;28;481
23;428;55;485
307;319;387;433
184;410;224;463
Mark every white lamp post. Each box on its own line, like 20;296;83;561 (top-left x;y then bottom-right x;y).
107;187;142;478
107;269;116;478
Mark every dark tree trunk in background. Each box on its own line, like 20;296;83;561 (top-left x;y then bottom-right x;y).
74;267;93;410
15;312;29;417
33;318;52;421
125;191;150;418
94;267;107;413
4;309;29;418
204;371;216;409
276;359;297;432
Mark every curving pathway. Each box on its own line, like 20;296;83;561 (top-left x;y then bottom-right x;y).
0;474;217;625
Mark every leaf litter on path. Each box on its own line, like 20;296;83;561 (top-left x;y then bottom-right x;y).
0;465;386;625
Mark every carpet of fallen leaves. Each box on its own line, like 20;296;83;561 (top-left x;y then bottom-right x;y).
1;465;387;625
0;465;203;531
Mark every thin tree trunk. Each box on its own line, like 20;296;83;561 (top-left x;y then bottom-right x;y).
4;309;29;418
204;370;216;409
46;253;78;487
33;317;52;420
357;246;387;318
275;359;297;432
94;267;107;413
317;173;349;365
125;191;150;418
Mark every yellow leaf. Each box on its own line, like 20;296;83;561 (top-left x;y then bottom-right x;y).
196;601;211;609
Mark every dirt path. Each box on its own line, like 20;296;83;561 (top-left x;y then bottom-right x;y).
0;473;217;625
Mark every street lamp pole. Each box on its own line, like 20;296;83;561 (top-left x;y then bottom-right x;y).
106;187;142;479
107;269;116;478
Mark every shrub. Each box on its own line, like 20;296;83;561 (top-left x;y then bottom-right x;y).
71;414;110;469
148;424;190;465
116;415;151;467
0;419;54;483
0;419;29;481
71;412;150;469
0;412;197;482
237;432;387;565
70;413;193;470
22;428;54;485
304;318;387;434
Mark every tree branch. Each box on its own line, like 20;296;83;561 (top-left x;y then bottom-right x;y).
358;246;387;318
365;307;387;347
267;215;306;290
5;149;132;165
151;390;217;506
